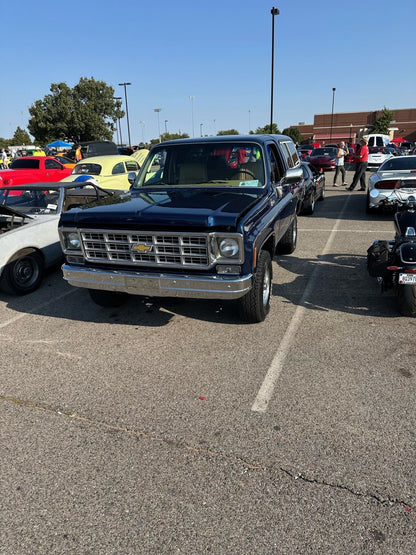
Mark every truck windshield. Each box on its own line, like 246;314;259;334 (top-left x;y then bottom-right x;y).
133;142;265;188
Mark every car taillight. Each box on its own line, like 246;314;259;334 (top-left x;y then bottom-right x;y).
2;178;11;186
377;180;400;189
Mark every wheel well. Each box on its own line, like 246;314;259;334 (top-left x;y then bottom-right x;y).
7;247;44;265
260;235;275;259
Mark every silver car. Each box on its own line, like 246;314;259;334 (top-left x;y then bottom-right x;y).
367;146;394;171
367;155;416;213
0;182;112;294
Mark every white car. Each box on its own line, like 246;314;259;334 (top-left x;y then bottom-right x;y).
367;155;416;213
367;146;394;171
0;182;113;294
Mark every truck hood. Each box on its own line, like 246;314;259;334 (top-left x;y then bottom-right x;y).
60;188;265;230
0;204;34;219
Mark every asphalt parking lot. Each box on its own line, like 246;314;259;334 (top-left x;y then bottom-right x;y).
2;170;416;554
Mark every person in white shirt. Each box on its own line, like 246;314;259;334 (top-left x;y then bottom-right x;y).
1;149;9;169
333;142;348;187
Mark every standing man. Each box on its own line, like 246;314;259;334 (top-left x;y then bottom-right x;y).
333;141;348;187
346;137;369;191
75;145;82;162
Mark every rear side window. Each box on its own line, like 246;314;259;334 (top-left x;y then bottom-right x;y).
279;141;300;169
112;162;126;175
10;159;40;169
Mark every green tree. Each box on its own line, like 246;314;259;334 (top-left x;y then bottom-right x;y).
217;129;239;136
12;126;31;145
282;126;303;144
250;123;280;134
161;132;190;142
28;77;124;144
371;107;394;135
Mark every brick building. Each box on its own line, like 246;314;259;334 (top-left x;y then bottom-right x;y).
294;108;416;145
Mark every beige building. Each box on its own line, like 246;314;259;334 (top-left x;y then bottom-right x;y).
294;108;416;145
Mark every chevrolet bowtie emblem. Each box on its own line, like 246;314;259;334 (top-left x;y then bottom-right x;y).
132;243;152;252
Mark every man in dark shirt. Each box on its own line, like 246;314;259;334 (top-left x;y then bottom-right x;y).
346;137;369;191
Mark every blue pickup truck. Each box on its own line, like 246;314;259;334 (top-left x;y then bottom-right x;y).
58;135;304;322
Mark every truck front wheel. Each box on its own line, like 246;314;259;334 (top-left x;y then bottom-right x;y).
88;289;129;307
276;215;297;255
238;250;272;323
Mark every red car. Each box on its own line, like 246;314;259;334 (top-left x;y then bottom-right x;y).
307;147;338;171
0;156;72;186
298;144;314;160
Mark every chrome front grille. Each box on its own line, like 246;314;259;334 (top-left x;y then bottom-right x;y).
80;230;210;268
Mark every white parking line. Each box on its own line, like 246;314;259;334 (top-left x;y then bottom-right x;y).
0;289;76;330
251;197;352;413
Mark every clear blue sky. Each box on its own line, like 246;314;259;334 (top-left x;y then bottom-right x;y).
2;0;415;144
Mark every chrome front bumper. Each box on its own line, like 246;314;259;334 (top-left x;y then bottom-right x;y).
61;264;253;300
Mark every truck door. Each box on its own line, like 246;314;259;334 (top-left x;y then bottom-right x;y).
265;141;292;240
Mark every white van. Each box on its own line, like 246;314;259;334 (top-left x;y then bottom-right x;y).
364;134;390;147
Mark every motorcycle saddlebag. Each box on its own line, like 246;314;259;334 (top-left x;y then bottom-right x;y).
367;240;390;277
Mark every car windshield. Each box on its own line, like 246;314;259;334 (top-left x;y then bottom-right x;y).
379;157;416;171
133;142;266;188
0;188;61;213
72;162;102;176
311;148;336;156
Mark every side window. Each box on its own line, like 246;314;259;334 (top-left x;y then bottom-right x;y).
279;141;299;169
286;141;300;167
112;162;125;175
278;142;293;168
45;159;62;170
266;144;283;183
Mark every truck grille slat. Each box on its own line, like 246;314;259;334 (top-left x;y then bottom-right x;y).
80;230;210;268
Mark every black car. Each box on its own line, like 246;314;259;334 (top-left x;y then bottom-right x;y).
299;161;326;215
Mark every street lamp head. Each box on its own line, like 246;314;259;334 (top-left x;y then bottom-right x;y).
154;108;162;113
332;87;336;92
271;7;280;15
118;82;131;86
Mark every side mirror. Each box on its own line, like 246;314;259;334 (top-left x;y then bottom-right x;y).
284;167;303;184
128;171;137;185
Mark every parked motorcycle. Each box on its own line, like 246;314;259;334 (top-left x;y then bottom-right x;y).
367;190;416;316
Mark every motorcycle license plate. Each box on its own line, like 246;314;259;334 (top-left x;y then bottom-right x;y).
399;273;416;284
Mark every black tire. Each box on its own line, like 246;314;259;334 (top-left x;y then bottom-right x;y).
238;250;272;323
319;183;325;201
0;252;44;295
276;215;297;255
88;289;129;307
303;190;315;215
397;285;416;316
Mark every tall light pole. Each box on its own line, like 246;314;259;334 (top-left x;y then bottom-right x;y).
330;87;336;142
349;123;353;145
119;82;132;146
154;108;162;142
200;123;203;137
189;95;195;137
270;7;280;134
113;96;122;146
164;120;168;135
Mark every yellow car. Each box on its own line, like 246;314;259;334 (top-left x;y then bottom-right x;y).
53;156;76;169
60;155;140;191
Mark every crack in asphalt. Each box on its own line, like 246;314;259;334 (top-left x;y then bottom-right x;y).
2;394;413;514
